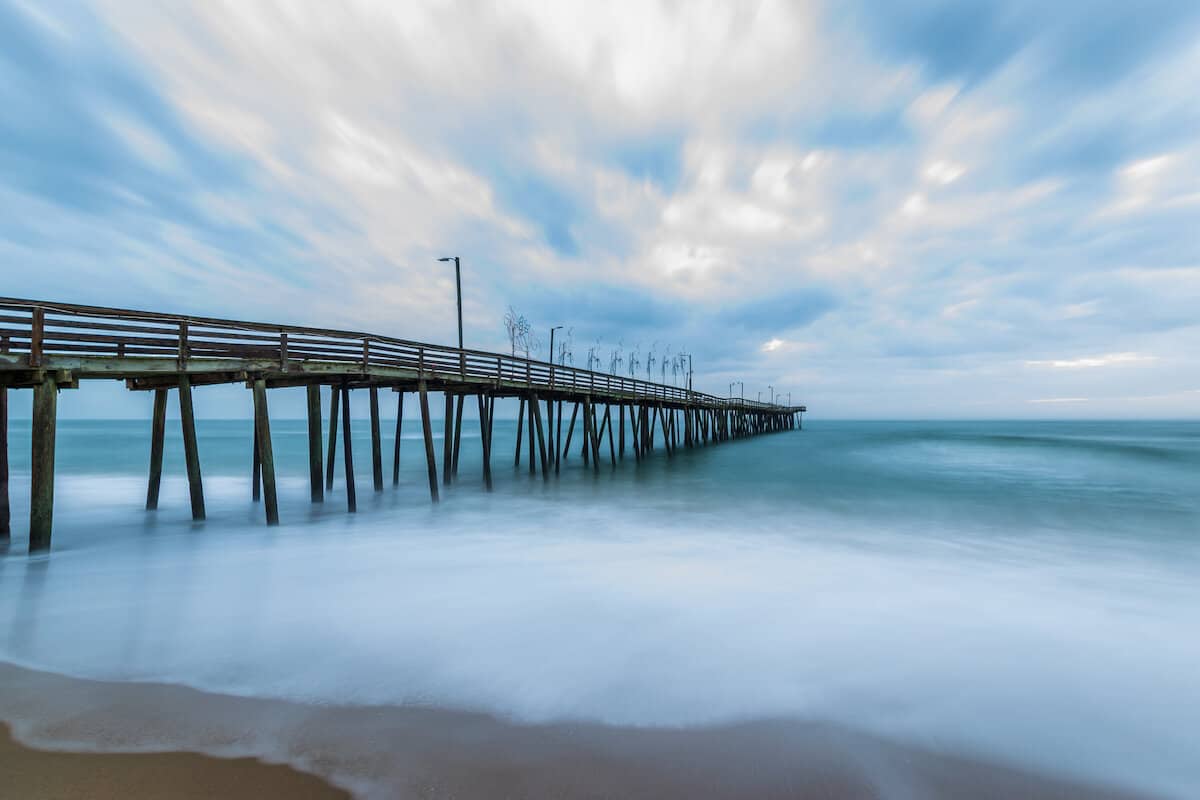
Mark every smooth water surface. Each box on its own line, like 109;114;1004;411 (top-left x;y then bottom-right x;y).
2;415;1198;797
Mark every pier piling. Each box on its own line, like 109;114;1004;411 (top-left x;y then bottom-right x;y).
178;375;205;521
418;380;439;502
145;388;167;511
252;378;279;525
306;384;324;503
29;375;57;552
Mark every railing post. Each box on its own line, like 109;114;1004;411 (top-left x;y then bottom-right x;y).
362;338;370;371
29;307;44;367
418;347;425;378
280;331;289;372
177;320;188;370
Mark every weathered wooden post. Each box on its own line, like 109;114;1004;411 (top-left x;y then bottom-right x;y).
252;378;279;525
418;380;439;502
145;388;167;510
325;385;339;491
514;396;525;467
392;392;404;485
341;384;356;513
562;402;578;464
527;395;537;475
531;392;549;481
554;399;564;474
369;386;384;492
477;393;492;491
252;425;261;502
306;384;324;502
604;405;616;467
0;385;8;539
29;374;57;552
178;375;205;521
452;395;464;478
618;404;625;459
443;393;454;485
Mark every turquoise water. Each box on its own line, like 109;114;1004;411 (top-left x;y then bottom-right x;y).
2;411;1199;797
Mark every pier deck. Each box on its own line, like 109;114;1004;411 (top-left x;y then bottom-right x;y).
0;298;804;552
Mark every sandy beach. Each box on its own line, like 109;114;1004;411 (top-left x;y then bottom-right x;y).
0;661;1159;800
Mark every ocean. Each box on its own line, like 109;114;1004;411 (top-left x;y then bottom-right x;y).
1;411;1198;797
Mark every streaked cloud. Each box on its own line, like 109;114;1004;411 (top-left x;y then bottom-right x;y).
2;0;1199;417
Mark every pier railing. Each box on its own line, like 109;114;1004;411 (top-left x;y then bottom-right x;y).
0;298;800;411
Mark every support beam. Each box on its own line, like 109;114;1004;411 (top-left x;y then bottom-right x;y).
178;375;205;521
443;393;454;485
554;400;563;474
452;395;464;478
514;396;525;467
370;386;384;492
145;388;167;511
477;394;492;491
306;384;324;502
0;386;7;539
604;405;616;467
562;402;578;463
419;380;439;502
28;377;58;552
392;393;404;485
252;424;261;502
325;385;339;491
527;395;536;476
531;393;549;481
341;384;356;513
618;404;625;460
252;378;279;525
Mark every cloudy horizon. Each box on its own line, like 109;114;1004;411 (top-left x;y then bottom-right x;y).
3;0;1199;419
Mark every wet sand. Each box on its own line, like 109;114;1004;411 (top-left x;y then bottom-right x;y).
0;662;1159;799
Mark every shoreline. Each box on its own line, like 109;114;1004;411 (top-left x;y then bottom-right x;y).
0;661;1160;800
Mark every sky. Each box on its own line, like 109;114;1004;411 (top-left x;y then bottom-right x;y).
2;0;1199;419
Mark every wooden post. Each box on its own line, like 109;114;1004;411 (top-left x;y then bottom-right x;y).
586;397;601;472
178;375;205;521
252;378;279;525
531;393;549;481
554;400;563;474
452;395;464;477
618;404;625;459
393;392;404;485
0;385;7;539
443;393;454;485
604;405;616;467
418;380;439;502
562;403;579;462
514;396;525;467
530;393;540;474
306;384;324;502
341;384;356;513
145;388;167;511
251;424;261;502
477;394;492;491
29;375;57;552
545;397;554;463
370;386;384;492
325;385;339;491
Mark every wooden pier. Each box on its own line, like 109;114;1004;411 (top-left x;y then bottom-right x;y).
0;298;805;553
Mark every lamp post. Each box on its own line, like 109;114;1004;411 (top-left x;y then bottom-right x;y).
436;257;463;351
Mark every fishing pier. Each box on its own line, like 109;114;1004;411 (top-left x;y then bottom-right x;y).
0;298;805;553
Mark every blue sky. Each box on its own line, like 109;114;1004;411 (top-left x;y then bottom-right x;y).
2;0;1199;418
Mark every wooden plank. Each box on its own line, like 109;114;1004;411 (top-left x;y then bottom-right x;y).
341;384;356;512
306;383;324;502
145;388;167;510
370;386;383;492
418;380;439;502
252;378;279;525
477;393;492;491
29;374;57;552
177;375;206;521
392;392;403;485
325;385;339;491
0;385;7;538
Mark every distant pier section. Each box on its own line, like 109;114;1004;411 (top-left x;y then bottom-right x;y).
0;298;805;553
